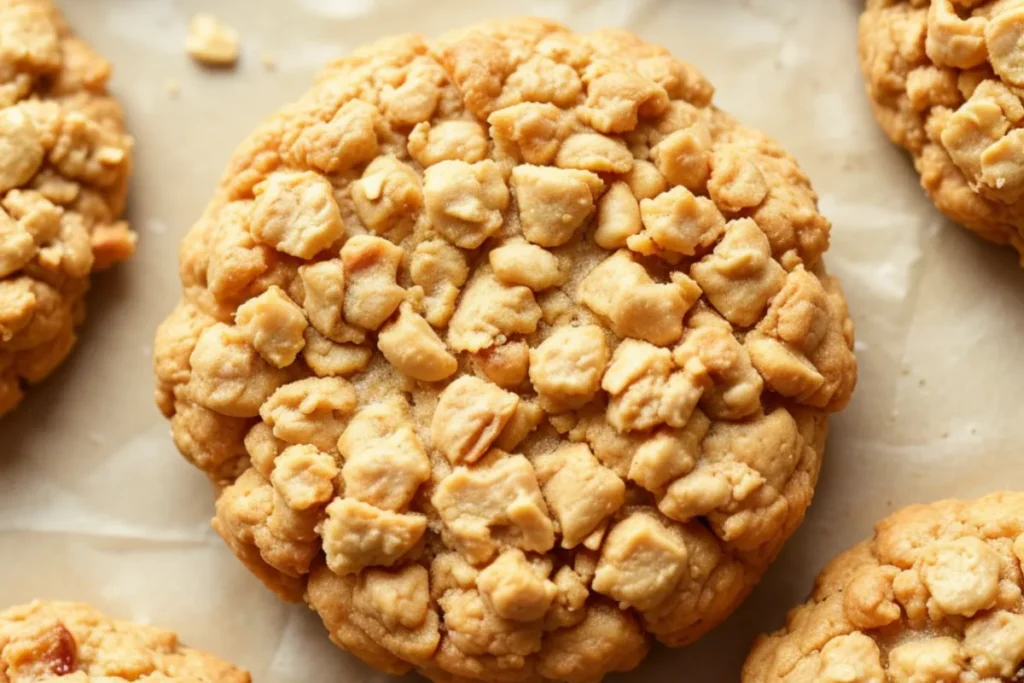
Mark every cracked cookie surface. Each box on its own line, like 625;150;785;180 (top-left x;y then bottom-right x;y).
0;0;135;418
0;601;248;682
743;492;1024;683
860;0;1024;262
153;17;857;683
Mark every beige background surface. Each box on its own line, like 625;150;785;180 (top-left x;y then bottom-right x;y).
1;0;1022;680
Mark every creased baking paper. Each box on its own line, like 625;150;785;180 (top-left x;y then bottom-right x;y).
2;0;1023;680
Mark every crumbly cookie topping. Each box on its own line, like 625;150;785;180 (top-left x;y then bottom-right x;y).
0;0;135;417
860;0;1024;261
0;601;248;682
154;18;856;682
744;492;1024;683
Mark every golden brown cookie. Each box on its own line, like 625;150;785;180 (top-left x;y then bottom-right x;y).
0;0;135;418
0;601;248;682
859;0;1024;262
743;492;1024;682
153;17;857;682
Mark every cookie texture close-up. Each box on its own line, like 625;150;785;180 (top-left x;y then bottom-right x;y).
743;492;1024;682
153;17;857;682
860;0;1024;262
0;600;249;682
0;0;135;418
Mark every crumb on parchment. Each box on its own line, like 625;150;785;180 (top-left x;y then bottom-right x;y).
186;13;239;67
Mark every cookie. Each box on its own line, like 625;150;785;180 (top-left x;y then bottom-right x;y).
0;600;248;682
153;17;857;682
743;492;1024;682
0;0;135;417
860;0;1024;262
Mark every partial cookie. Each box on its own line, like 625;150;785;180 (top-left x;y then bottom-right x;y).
0;600;248;682
154;17;857;683
860;0;1024;262
743;492;1024;682
0;0;135;417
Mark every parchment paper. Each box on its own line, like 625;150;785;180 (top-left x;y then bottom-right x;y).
2;0;1023;680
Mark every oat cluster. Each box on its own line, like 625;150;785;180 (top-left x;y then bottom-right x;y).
744;492;1024;683
153;18;857;682
0;601;248;682
0;0;135;417
860;0;1024;261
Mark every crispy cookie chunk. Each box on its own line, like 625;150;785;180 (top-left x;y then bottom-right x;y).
0;601;248;682
860;0;1024;262
744;492;1024;683
154;17;857;683
0;0;135;417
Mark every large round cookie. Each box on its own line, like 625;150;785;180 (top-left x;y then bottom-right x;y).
154;17;857;682
743;492;1024;682
0;600;248;682
860;0;1024;262
0;0;135;417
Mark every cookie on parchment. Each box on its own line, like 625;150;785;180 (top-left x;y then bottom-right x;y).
0;0;135;417
860;0;1024;262
154;17;857;682
0;600;248;682
744;492;1024;682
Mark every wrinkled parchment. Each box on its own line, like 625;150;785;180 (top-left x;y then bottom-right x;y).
2;0;1023;680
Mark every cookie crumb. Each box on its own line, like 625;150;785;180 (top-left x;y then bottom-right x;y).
186;13;239;67
165;78;180;99
261;52;276;71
